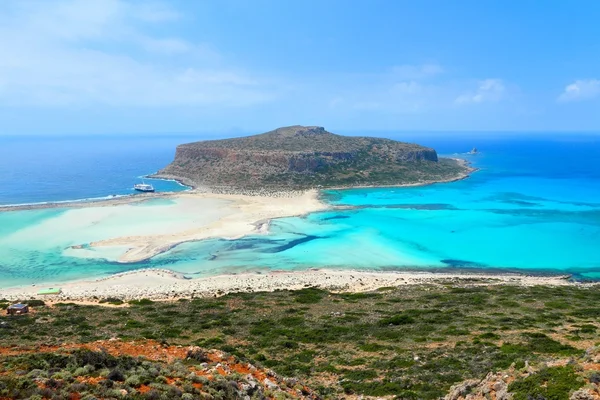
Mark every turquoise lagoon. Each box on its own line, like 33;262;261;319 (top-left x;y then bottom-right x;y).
1;134;600;288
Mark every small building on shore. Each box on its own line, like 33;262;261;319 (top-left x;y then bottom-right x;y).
6;303;29;316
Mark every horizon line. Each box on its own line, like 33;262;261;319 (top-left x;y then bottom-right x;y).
2;129;600;138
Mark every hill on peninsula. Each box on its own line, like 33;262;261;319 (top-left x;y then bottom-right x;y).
156;126;471;191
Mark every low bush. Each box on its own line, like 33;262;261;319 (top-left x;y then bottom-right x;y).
508;366;584;400
99;298;124;305
379;313;415;326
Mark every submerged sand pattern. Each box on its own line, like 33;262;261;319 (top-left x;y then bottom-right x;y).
61;190;327;263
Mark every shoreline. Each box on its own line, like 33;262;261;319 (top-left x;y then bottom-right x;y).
0;268;588;303
0;161;481;294
0;157;476;213
0;174;193;212
145;173;198;191
83;189;328;263
322;158;477;191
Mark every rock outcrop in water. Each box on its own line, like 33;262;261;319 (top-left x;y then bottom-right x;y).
155;125;471;191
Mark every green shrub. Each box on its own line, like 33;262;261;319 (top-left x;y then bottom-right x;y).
99;298;124;305
379;313;415;326
129;299;154;306
124;319;146;329
293;288;325;304
508;366;584;400
342;368;378;380
575;324;596;334
359;343;387;352
197;337;225;347
107;369;125;382
125;374;141;387
25;300;45;307
523;332;581;356
478;332;500;340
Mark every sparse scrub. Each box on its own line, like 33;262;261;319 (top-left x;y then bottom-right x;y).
2;283;600;398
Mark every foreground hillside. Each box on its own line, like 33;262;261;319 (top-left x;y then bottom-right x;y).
155;126;471;191
0;341;318;400
3;281;600;399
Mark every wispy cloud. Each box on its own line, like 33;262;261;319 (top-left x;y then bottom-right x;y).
455;79;506;105
327;64;447;113
0;0;273;107
390;64;444;80
557;79;600;102
328;68;515;115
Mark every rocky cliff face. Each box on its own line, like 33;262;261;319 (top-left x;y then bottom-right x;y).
156;125;467;191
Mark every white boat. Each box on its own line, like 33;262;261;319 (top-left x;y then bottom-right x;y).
133;182;155;192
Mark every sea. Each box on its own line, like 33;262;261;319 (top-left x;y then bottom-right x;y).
1;132;600;288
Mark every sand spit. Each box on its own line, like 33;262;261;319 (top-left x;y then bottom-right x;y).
85;189;327;263
0;269;586;303
0;189;328;265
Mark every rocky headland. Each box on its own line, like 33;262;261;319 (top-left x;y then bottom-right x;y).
153;125;473;192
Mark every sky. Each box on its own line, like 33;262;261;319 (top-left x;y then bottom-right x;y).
1;0;600;135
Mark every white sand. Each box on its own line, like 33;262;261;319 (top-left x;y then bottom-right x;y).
88;190;327;263
0;268;584;303
3;190;327;264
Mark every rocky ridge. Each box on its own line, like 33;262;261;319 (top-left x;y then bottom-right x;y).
155;125;471;191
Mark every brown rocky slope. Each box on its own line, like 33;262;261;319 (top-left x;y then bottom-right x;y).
154;125;471;191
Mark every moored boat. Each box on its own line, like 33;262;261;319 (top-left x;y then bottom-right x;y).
134;182;155;192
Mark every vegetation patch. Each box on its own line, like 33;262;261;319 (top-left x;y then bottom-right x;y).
2;283;600;398
508;366;584;400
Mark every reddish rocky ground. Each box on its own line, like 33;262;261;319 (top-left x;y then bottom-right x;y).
0;339;319;399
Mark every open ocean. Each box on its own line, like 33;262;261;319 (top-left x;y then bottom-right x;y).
1;132;600;288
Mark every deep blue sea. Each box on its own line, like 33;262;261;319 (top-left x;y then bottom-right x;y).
1;132;600;288
0;135;193;206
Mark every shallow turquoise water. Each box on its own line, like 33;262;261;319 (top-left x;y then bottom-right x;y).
1;134;600;288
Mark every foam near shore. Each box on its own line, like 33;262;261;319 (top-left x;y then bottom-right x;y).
0;268;582;303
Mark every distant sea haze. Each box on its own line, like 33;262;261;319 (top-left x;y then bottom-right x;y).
1;132;600;287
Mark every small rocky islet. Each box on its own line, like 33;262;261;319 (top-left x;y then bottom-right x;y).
153;125;473;192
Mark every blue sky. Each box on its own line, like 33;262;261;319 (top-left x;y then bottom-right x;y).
1;0;600;135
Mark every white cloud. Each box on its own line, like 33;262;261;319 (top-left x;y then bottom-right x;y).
327;64;444;113
455;79;506;105
139;38;192;54
391;81;423;94
349;79;438;114
0;0;273;108
390;64;444;80
131;1;182;22
326;73;518;116
557;79;600;102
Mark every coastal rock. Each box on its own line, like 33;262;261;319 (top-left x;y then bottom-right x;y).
445;379;480;400
155;125;469;191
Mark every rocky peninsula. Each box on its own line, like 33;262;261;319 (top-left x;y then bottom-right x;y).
153;125;473;192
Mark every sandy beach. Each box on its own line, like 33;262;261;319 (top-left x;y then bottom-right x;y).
0;268;584;303
0;162;489;297
1;189;328;265
84;190;327;263
0;162;474;266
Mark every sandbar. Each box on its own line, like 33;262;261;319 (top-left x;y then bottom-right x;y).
1;189;328;264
